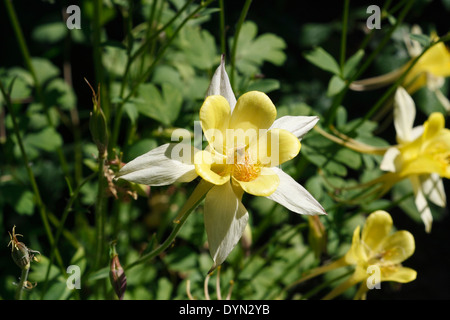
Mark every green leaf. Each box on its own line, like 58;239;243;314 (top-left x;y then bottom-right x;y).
45;78;77;111
177;26;217;70
135;82;183;125
327;75;346;97
233;21;286;75
304;46;340;75
25;127;63;152
343;49;365;78
32;22;67;43
247;78;280;93
31;58;60;85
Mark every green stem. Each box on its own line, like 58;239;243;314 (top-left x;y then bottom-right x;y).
339;0;349;73
0;81;65;275
230;0;252;91
93;0;109;119
3;0;72;185
325;0;414;126
41;171;97;299
124;188;207;271
349;35;444;133
111;0;203;151
94;154;108;270
15;267;30;300
219;0;226;54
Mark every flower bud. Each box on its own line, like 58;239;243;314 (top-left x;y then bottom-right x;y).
109;241;127;300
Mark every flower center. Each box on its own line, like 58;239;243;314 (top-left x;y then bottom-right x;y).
228;146;260;182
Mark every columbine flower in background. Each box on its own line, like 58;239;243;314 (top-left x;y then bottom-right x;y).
315;87;449;233
295;210;416;300
116;56;326;271
350;27;450;112
379;87;449;233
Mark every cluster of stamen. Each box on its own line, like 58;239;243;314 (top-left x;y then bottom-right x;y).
228;147;260;182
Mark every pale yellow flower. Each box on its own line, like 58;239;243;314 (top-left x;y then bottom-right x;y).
117;57;326;270
296;210;416;300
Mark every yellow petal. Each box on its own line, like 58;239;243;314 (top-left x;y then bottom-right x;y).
345;226;366;264
414;42;450;77
249;128;301;167
200;95;231;153
229;91;277;132
361;210;393;253
234;167;279;196
379;230;415;265
380;266;417;283
401;154;449;178
422;112;445;141
194;150;230;185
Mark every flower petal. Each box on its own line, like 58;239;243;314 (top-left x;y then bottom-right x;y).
200;95;231;153
229;91;277;132
234;167;279;196
269;116;319;140
204;182;249;271
394;87;416;143
420;173;446;207
380;147;401;172
265;167;326;215
410;175;433;233
206;55;237;111
380;266;417;283
116;143;197;186
250;128;301;167
194;150;230;185
379;230;415;264
422;112;445;141
361;210;393;253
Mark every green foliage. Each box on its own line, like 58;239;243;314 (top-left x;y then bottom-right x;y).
1;0;449;302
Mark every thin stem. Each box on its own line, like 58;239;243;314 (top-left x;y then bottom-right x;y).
4;0;72;185
124;187;208;271
219;0;226;54
339;0;349;73
94;153;107;270
0;81;65;275
111;0;205;151
41;171;97;299
15;267;30;300
325;0;414;126
229;0;253;91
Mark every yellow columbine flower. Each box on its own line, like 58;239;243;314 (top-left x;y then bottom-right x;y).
297;210;416;300
380;87;449;232
315;87;449;233
117;56;326;270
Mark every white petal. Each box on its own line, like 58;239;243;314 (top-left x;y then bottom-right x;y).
410;176;433;233
394;87;416;143
420;174;446;207
116;143;198;186
204;182;248;271
269;116;319;141
435;89;450;112
206;55;237;111
380;147;401;172
266;167;326;215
